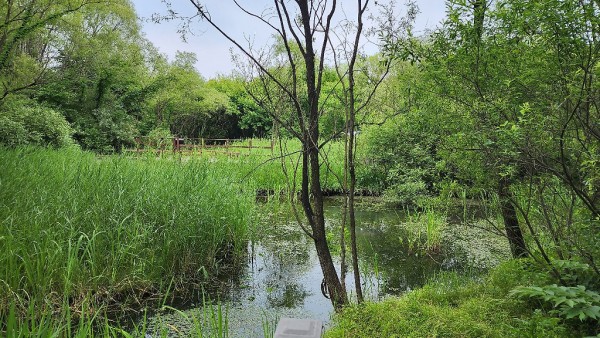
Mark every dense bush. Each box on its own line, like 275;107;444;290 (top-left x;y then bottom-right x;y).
0;96;74;148
359;115;445;204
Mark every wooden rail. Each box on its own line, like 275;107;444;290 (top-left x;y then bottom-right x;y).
125;137;274;156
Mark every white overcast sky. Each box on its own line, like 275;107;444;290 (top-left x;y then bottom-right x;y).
132;0;447;78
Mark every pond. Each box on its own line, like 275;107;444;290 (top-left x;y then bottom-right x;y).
145;197;511;337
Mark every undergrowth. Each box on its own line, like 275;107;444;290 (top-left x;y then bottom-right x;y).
325;259;592;337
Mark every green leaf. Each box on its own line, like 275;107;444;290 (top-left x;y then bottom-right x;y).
583;306;600;320
565;308;580;319
553;296;567;307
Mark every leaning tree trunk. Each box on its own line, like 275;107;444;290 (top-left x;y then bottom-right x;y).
297;0;347;309
306;139;347;309
498;178;528;258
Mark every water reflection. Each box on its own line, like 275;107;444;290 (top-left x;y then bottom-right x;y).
147;197;507;337
226;197;449;317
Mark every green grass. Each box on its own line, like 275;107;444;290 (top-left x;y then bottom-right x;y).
325;260;583;338
0;147;254;335
126;138;362;195
2;296;236;337
400;207;446;252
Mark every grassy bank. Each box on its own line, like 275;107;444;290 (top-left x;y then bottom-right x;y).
0;147;253;334
325;260;591;338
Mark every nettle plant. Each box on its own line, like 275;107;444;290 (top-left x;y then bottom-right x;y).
511;260;600;321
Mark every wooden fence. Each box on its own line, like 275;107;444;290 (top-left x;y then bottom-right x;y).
125;137;274;156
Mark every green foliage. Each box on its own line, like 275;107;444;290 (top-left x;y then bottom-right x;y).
31;0;146;152
511;285;600;321
0;95;74;147
207;77;271;138
511;259;600;324
360;113;445;204
326;260;575;338
146;126;173;148
0;1;127;98
552;260;599;288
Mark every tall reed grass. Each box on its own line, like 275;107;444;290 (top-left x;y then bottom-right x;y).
0;147;253;334
401;208;446;252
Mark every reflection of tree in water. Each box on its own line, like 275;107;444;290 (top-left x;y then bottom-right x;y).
267;283;309;308
356;219;446;296
252;220;314;309
260;221;313;271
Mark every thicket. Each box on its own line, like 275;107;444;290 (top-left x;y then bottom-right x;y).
0;96;74;148
327;0;600;334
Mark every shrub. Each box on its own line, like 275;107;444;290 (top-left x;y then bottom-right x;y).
359;115;445;205
511;260;600;324
0;95;74;147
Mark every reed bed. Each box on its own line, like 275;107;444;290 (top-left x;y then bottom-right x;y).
0;140;356;335
0;147;253;335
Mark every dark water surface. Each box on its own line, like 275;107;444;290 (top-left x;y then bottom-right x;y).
146;197;510;337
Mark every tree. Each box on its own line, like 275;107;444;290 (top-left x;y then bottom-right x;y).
0;0;121;101
487;0;600;275
0;0;147;151
36;0;147;152
424;0;529;258
421;0;600;277
162;0;402;309
331;2;421;301
206;76;271;138
142;52;241;139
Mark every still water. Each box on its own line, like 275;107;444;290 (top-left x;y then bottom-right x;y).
146;197;510;337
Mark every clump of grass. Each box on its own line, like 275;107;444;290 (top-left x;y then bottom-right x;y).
401;208;446;252
0;147;254;333
325;260;579;338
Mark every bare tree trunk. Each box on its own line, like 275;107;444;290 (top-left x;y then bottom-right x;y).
347;67;363;303
340;162;348;294
347;120;363;302
184;0;376;310
307;139;347;309
299;0;347;309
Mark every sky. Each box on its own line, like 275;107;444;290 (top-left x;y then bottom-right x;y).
132;0;447;79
